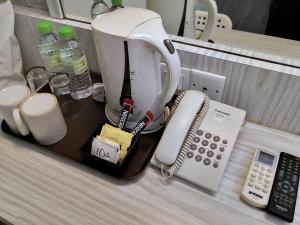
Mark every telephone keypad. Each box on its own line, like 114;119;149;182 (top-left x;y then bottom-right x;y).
189;130;229;168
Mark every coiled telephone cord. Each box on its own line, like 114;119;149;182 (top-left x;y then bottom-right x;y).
161;90;210;178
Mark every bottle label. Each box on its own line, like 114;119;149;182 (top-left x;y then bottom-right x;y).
72;56;88;75
42;52;62;72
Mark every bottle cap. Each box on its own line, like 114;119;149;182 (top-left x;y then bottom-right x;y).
58;26;74;40
36;21;52;34
111;0;122;5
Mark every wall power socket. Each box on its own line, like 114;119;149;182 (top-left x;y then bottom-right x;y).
189;69;226;101
161;64;226;101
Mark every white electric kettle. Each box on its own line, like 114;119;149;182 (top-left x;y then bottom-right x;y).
92;8;181;132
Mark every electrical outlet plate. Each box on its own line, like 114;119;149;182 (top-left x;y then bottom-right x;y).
189;69;226;101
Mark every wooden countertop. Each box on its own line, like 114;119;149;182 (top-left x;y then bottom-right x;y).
0;122;299;225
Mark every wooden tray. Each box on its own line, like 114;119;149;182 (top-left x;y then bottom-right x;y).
1;95;163;179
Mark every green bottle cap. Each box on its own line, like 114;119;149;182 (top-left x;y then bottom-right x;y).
58;26;74;40
112;0;122;5
36;21;52;34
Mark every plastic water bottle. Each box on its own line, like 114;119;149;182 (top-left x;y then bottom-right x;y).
58;26;92;100
110;0;124;11
91;0;109;19
36;21;63;75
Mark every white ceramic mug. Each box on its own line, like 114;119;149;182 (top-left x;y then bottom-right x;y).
0;84;31;134
13;93;67;145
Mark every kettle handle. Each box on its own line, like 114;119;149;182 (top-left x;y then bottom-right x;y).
129;20;181;114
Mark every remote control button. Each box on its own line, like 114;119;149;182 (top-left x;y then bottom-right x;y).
205;133;212;139
216;155;222;160
262;188;268;193
213;163;219;168
255;185;261;190
193;137;200;143
213;136;220;142
203;158;211;165
261;166;265;171
265;179;270;184
266;173;272;178
279;170;284;177
251;173;257;178
198;147;205;154
254;163;259;167
259;172;264;176
210;143;217;150
187;152;194;158
207;151;214;157
190;144;197;150
197;130;204;136
195;155;202;162
222;140;228;144
202;140;209;146
292;175;298;183
219;147;225;152
248;182;254;187
267;168;273;173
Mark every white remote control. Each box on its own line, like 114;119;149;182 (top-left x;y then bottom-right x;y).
241;148;279;208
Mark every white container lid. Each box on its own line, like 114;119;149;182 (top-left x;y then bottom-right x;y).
91;7;160;38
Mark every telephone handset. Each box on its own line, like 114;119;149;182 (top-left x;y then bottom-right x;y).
156;91;209;176
151;90;246;192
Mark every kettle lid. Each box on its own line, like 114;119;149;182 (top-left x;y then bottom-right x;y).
91;8;160;37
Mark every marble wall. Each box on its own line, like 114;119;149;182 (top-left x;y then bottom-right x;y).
14;6;300;135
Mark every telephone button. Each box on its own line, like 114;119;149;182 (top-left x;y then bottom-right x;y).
203;158;211;165
254;163;259;167
187;152;194;158
252;168;258;173
213;163;219;168
207;151;214;157
195;155;202;162
205;133;212;139
262;188;268;193
223;140;228;144
248;182;254;187
259;172;264;176
197;130;204;136
219;147;225;152
190;144;197;150
193;137;200;143
198;147;205;154
202;140;209;146
250;178;255;183
261;166;265;171
266;173;272;178
255;185;261;190
213;136;220;142
251;173;256;178
216;155;222;160
210;143;217;150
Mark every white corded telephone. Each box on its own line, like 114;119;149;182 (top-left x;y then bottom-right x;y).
151;90;246;192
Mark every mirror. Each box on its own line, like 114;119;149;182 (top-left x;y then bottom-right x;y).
11;0;300;64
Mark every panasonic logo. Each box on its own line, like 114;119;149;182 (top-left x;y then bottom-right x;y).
248;191;263;199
